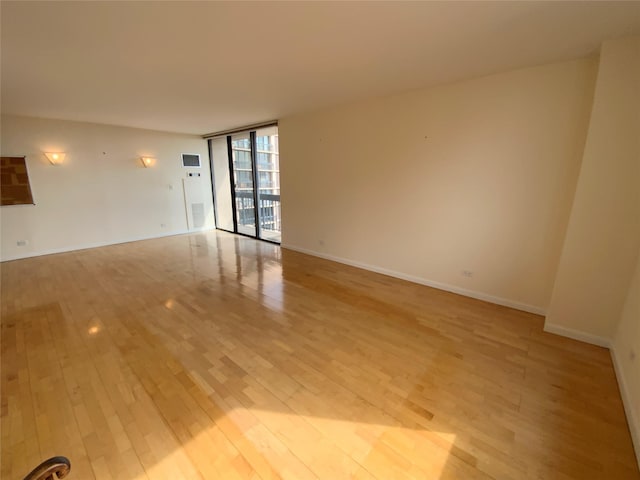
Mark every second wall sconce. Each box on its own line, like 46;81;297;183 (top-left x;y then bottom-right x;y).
141;157;154;168
44;152;66;165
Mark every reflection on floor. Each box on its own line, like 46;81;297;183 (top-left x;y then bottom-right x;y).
1;230;638;479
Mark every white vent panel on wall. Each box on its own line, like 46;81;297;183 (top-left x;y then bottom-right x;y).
182;177;211;231
191;203;205;229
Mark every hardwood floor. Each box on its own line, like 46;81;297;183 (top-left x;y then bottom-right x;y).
1;230;638;480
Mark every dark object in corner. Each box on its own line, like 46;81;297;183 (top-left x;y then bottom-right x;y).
23;456;71;480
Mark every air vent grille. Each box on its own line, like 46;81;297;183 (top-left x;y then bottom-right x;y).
191;203;205;229
182;154;201;168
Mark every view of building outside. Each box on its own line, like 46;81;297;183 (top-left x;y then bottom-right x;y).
231;129;281;242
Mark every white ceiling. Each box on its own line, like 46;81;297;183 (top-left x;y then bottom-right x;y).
2;1;640;135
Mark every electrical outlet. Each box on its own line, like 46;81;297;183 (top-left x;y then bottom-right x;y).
462;270;473;278
16;240;28;247
160;223;167;228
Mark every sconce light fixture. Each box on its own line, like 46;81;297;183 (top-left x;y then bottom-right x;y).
44;152;66;165
141;157;154;168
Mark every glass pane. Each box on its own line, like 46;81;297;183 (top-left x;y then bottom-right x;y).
255;126;281;243
231;133;256;236
210;137;234;231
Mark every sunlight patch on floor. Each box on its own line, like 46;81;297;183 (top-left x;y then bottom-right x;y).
173;406;457;480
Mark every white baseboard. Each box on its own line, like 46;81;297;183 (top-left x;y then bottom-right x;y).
281;243;639;468
532;323;639;467
281;243;546;316
542;322;611;348
611;346;640;470
0;227;213;262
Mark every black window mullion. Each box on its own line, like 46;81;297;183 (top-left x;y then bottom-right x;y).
207;139;219;229
250;131;261;239
226;135;239;233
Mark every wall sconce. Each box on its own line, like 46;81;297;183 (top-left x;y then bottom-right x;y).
140;157;154;168
44;152;66;165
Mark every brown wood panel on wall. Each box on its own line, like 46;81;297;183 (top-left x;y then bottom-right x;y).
1;156;34;206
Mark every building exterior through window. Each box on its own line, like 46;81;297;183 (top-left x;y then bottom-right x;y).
211;125;281;243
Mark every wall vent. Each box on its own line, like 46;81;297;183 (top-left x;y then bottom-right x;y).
191;203;205;229
182;153;201;168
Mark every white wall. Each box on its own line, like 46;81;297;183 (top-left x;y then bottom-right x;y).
279;58;597;313
613;251;640;465
546;36;640;342
0;115;214;261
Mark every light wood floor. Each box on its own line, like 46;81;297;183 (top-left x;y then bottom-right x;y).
2;231;638;480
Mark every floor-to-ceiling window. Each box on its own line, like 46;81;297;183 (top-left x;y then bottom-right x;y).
230;132;256;237
208;124;281;243
254;126;281;242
